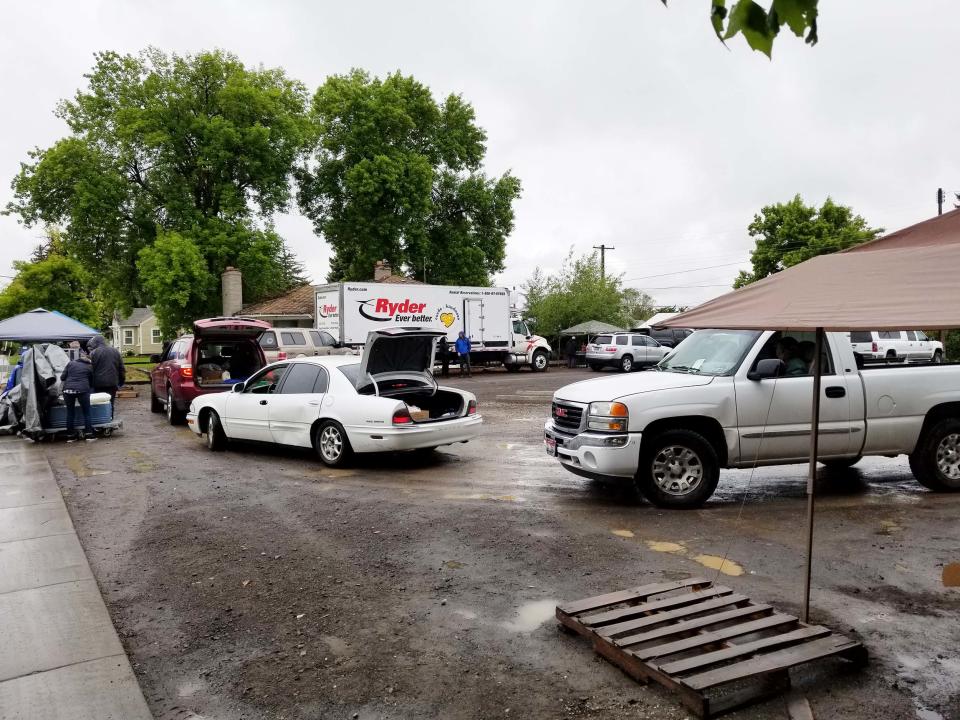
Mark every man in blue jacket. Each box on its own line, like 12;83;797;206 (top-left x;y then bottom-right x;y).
455;331;472;377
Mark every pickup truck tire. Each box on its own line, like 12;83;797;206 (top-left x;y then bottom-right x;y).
638;429;720;509
909;418;960;491
933;350;944;364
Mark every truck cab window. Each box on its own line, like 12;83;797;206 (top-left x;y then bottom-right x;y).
513;320;529;336
752;332;834;376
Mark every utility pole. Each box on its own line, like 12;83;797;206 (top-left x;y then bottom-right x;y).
593;244;615;280
937;188;945;216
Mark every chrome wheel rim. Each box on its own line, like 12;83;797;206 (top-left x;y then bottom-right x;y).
652;445;703;496
534;354;547;370
207;416;216;448
319;426;343;462
936;433;960;479
166;390;173;421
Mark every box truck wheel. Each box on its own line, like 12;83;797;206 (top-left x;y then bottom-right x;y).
531;350;548;372
504;363;521;373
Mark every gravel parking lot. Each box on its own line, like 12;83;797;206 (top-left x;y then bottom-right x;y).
43;367;960;720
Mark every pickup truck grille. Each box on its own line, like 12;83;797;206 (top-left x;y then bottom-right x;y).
552;401;583;431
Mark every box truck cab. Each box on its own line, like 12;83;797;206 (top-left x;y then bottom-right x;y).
315;283;552;372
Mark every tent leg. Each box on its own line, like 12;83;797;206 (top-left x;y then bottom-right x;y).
802;327;824;623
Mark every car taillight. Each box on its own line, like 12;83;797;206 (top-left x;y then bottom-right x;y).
278;351;287;360
467;400;478;415
392;408;413;425
872;342;878;352
606;346;617;352
180;365;193;379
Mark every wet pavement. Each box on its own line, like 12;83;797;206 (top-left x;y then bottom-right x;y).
39;366;960;719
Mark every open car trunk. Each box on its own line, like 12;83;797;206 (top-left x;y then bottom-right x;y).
399;389;465;422
193;338;265;389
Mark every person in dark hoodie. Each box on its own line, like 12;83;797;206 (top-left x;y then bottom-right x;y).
60;352;96;442
86;335;125;418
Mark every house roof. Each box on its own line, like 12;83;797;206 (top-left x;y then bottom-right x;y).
242;284;315;317
116;307;154;326
379;274;423;284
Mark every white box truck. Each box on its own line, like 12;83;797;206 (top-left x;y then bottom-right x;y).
315;282;552;371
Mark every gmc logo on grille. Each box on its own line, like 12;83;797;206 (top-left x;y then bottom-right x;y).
555;407;568;417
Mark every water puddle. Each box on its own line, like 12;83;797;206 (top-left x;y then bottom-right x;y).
915;703;944;720
645;540;686;554
942;562;960;587
442;493;523;502
611;529;635;538
65;457;112;478
321;635;351;656
644;540;745;576
454;608;478;620
692;554;745;577
878;519;903;535
501;599;558;633
443;560;465;569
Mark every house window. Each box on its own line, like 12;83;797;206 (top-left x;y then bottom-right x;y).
152;328;162;344
123;329;134;345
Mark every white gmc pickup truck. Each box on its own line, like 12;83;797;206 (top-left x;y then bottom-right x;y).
544;329;960;508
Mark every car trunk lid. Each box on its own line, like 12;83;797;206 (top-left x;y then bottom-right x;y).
356;329;445;390
193;317;272;339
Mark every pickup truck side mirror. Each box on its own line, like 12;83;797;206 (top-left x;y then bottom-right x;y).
748;358;785;381
232;382;245;393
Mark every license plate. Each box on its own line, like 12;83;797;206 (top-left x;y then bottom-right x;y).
545;436;557;456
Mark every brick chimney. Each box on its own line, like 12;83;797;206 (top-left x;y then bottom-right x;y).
374;259;392;282
222;266;243;316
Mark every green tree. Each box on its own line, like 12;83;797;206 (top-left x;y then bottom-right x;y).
621;288;656;328
523;250;642;339
5;48;311;317
136;231;215;335
734;195;882;288
296;69;521;285
0;255;101;327
663;0;818;58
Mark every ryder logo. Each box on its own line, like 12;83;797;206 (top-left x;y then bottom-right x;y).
318;303;338;318
357;298;431;323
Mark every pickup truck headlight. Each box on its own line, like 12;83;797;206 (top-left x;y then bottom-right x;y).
587;401;629;432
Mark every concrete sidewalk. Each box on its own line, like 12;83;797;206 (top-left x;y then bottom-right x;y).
0;436;152;720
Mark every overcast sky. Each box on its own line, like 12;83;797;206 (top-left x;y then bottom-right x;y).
1;1;958;308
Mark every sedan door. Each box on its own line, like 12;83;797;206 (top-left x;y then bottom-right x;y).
223;365;288;442
268;363;328;447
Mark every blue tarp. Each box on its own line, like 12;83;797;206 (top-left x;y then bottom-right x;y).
0;308;99;342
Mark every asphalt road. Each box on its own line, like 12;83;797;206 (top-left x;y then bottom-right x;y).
43;366;960;720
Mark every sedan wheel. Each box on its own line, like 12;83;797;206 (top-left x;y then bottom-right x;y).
314;421;353;467
206;411;227;451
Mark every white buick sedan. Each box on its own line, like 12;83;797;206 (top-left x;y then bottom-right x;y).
186;329;481;466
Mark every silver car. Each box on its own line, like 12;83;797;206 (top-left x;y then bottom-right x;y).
585;333;670;372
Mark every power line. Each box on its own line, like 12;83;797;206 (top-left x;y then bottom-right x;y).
623;260;747;282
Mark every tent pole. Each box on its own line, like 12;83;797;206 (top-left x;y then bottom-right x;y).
802;327;824;623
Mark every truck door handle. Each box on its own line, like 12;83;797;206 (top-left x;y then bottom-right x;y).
259;399;268;405
825;386;845;398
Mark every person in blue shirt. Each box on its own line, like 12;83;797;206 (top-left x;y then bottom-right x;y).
455;331;472;377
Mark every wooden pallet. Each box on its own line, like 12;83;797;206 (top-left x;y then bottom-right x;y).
557;578;866;718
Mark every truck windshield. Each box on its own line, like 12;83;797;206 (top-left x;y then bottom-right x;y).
657;330;760;376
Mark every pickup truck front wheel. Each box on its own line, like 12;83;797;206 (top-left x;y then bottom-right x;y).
637;430;720;509
909;418;960;491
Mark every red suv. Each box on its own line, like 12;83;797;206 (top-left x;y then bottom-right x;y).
150;317;270;424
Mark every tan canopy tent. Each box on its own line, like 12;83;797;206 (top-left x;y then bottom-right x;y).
657;209;960;332
659;209;960;620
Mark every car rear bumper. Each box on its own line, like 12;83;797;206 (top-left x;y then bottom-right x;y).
544;421;641;479
585;352;619;366
347;414;483;453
